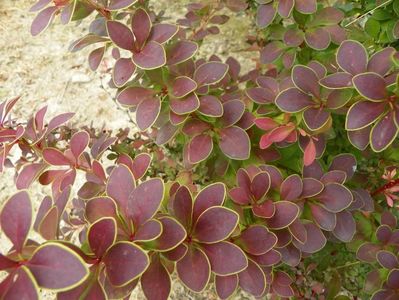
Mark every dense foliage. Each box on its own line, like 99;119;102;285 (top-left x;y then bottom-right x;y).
0;0;399;299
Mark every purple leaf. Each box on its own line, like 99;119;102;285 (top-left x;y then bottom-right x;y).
106;21;134;51
153;216;187;251
136;96;161;130
2;267;39;300
193;183;225;222
88;47;106;71
176;246;210;292
215;275;238;300
16;163;47;190
319;72;353;89
333;210;356;242
194;62;229;86
171;76;197;98
166;40;198;65
30;0;52;12
238;259;266;297
193;207;238;243
293;222;326;253
132;41;166;70
106;164;135;214
256;4;276;28
266;201;299;229
141;255;171;300
134;219;162;242
368;47;396;76
303;107;331;131
316;183;353;212
113;58;136;87
347;126;371;150
295;0;316;14
131;8;152;49
188;134;213;164
31;6;58;36
304;28;330;50
128;178;164;226
260;41;285;63
284;28;304;47
170;186;193;230
131;153;151;179
280;174;303;201
236;225;277;255
278;0;295;17
170;93;200;115
117;86;154;107
38;206;58;240
292;65;320;97
198;95;223;117
88;217;116;258
42;148;71;166
103;241;149;286
107;0;137;10
352;72;387;101
70;131;89;161
337;40;368;75
149;24;178;44
221;100;245;127
275;88;313;112
329;153;357;179
202;241;248;275
27;243;89;290
251;172;271;201
370;112;398;152
219;126;250;160
85;197;118;223
310;204;336;231
60;1;76;25
346;101;385;130
0;191;32;252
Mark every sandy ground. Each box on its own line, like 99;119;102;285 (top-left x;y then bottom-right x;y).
0;0;255;298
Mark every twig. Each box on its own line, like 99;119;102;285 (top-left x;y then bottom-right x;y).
371;178;399;196
345;0;393;27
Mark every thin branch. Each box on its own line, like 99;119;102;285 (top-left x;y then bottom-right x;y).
371;178;399;196
345;0;393;27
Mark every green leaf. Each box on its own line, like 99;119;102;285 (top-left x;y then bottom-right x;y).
326;270;341;300
365;18;381;39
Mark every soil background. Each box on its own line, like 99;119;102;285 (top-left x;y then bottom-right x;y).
0;0;256;299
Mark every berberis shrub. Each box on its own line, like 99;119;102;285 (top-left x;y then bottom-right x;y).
0;0;399;299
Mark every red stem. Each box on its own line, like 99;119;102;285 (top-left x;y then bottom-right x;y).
371;178;399;196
